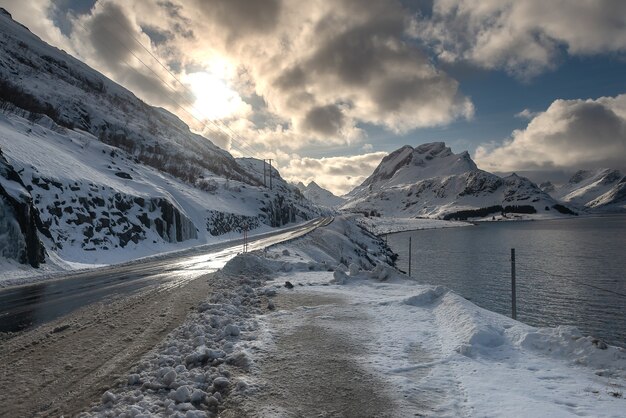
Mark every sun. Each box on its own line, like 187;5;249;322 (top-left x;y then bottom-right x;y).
185;71;245;121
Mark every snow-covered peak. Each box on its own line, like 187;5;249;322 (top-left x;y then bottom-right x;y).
306;181;324;192
298;181;345;208
350;142;478;197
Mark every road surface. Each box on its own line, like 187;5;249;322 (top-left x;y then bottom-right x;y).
0;217;331;417
0;216;332;334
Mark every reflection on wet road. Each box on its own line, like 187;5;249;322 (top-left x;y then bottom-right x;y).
0;217;332;333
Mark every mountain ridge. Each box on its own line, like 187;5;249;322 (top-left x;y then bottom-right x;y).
297;181;345;208
342;142;569;219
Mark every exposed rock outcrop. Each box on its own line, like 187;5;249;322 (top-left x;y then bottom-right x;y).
0;148;46;267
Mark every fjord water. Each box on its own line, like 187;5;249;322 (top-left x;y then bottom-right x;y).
387;215;626;347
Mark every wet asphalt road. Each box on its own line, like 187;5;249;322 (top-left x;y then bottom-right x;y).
0;217;332;333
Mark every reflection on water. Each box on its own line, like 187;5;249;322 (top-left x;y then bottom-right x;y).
387;215;626;347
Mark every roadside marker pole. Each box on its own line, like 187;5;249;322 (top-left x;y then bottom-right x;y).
511;248;517;320
408;236;412;277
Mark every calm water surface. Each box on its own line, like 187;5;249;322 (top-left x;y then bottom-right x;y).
387;215;626;347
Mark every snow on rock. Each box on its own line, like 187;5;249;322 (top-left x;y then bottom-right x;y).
296;181;345;208
553;169;626;212
342;142;572;220
0;146;47;267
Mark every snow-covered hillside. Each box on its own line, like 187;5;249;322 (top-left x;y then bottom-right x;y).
553;169;626;212
296;181;345;208
342;142;570;220
0;9;321;270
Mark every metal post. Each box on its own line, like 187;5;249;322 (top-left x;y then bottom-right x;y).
408;236;412;277
511;248;517;320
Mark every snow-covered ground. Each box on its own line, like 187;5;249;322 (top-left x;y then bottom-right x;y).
356;215;470;235
0;111;317;285
80;216;626;417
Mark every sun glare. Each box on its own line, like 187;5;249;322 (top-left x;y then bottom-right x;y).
185;71;244;121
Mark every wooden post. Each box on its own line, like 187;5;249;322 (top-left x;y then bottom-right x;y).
511;248;517;320
243;224;248;253
408;236;412;277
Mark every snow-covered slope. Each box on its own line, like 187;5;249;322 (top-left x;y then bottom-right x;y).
0;113;319;266
0;9;256;187
296;181;345;208
342;142;569;220
553;169;626;212
0;9;321;270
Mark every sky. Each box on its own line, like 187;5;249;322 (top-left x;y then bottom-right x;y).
0;0;625;194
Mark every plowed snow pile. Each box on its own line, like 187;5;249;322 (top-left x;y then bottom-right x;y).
81;217;626;417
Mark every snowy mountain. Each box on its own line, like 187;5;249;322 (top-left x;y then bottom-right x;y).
0;9;320;269
342;142;570;220
296;181;345;208
551;169;626;212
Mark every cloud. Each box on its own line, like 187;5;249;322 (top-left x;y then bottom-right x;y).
515;109;538;119
475;94;626;172
2;0;472;153
188;0;281;41
418;0;626;78
302;105;346;137
147;0;472;145
278;152;389;195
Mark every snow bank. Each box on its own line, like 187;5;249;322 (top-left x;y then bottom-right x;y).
357;215;470;235
79;260;273;417
80;216;626;416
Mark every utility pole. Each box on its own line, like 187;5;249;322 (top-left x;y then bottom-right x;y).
263;159;267;188
269;159;273;190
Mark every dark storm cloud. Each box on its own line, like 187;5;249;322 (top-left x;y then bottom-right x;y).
86;2;137;68
189;0;281;41
303;105;346;137
260;0;473;136
77;1;191;109
307;14;405;86
273;66;307;91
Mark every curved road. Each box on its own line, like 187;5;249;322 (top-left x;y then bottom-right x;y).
0;216;332;334
0;216;332;417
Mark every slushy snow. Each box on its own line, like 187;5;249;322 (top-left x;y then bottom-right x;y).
80;216;626;417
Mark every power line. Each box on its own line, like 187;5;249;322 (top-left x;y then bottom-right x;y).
72;7;262;160
92;2;266;159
